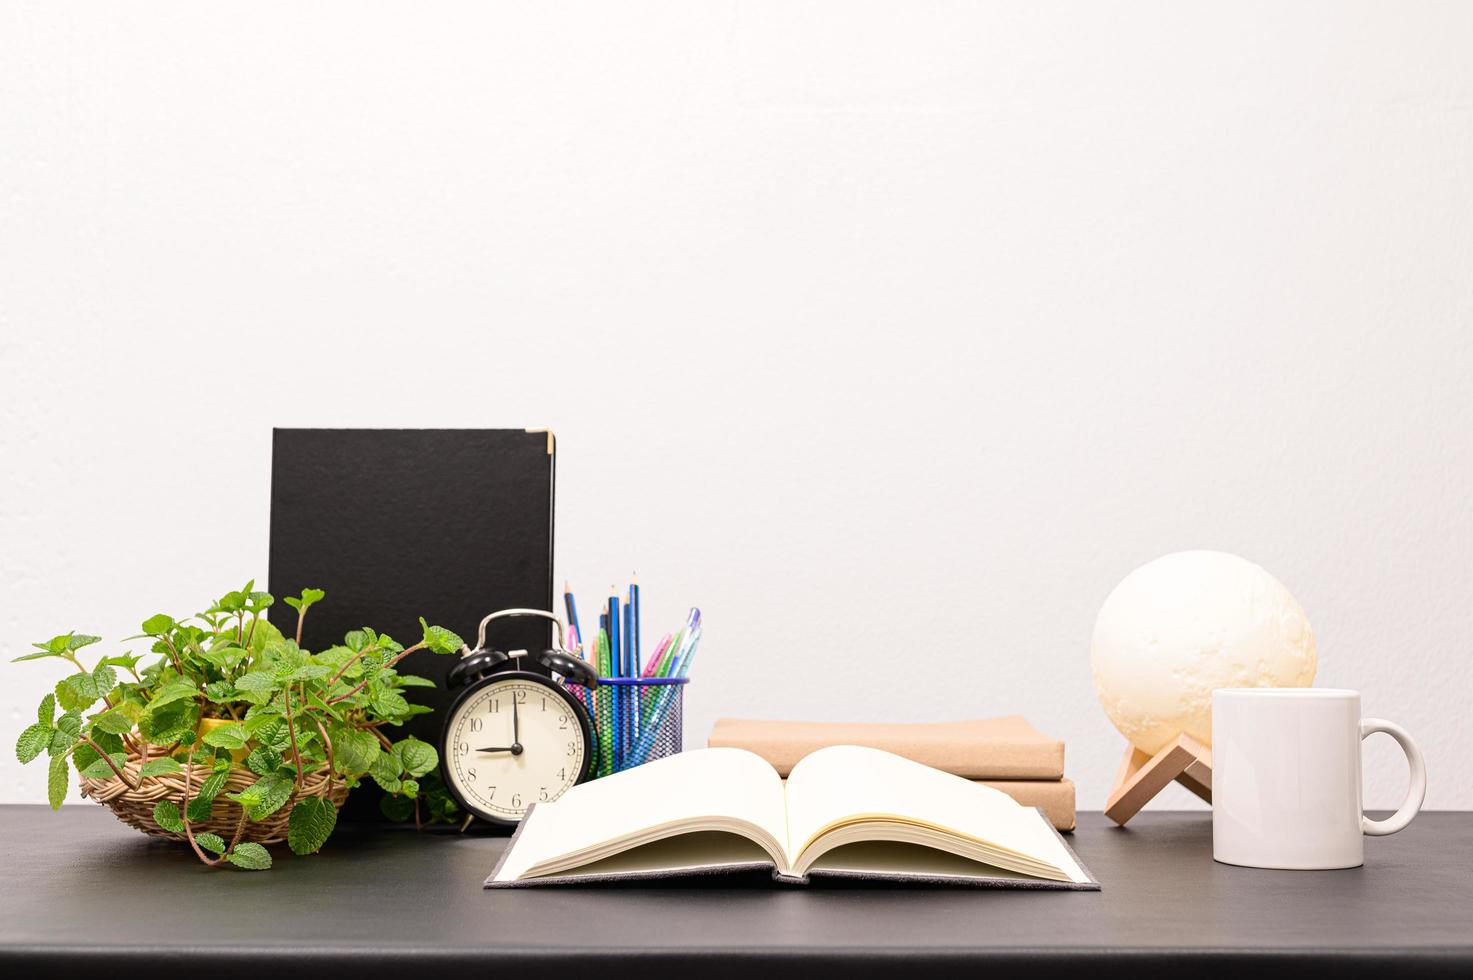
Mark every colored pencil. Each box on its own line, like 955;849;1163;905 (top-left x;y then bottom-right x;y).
630;575;641;675
595;628;613;776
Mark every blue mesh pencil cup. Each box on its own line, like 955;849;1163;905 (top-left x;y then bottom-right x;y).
591;676;688;776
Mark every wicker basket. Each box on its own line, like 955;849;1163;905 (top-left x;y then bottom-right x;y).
80;745;348;845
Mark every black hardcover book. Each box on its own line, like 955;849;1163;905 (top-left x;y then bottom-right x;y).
268;428;556;819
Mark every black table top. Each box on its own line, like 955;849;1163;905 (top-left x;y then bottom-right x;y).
3;805;1469;979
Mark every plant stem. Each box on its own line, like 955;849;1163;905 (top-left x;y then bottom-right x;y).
295;606;307;646
311;716;335;772
327;644;424;705
245;613;259;649
325;642;376;688
283;686;305;790
82;735;139;789
159;636;185;675
179;745;223;867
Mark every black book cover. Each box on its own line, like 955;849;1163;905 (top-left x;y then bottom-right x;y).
268;428;555;819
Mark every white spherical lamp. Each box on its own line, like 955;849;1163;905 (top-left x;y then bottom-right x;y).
1091;550;1317;755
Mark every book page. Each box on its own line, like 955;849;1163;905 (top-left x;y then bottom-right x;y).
784;745;1085;880
492;748;789;881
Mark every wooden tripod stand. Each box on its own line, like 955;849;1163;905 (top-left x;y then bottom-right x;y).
1104;733;1212;825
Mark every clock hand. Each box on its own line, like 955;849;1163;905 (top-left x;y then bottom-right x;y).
476;746;514;753
511;693;520;748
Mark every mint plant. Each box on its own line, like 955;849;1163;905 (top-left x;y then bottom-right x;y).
13;582;465;870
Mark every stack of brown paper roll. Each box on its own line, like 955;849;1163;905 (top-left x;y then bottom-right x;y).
708;715;1076;831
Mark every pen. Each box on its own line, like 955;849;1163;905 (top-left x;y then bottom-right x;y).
608;589;622;770
563;581;582;654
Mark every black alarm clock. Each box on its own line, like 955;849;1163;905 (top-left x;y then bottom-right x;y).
441;608;599;825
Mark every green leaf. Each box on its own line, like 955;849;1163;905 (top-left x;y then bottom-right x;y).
196;766;231;803
197;644;247;673
419;618;465;655
47;753;69;808
73;729;119;774
16;723;51;764
13;648;67;662
56;673;100;712
202;681;238;703
194;832;227;856
395;737;438;778
245;746;283;777
368;751;402;793
138;757;183;778
68;634;101;651
186;794;214;822
226;842;272;870
241;706;285;734
201;723;248;750
246;616;285;655
141;614;176;636
147;677;200;709
101;652;143;671
287;797;337;855
286;662;332;683
91;707;136;736
230;771;295;820
153;800;185;833
394;674;437;688
137;698;198;745
91;662;117;699
38;693;55;727
304;688;345;721
370;689;410;719
48;725;79;757
330;727;380;775
79;752;128;780
282;588;325;615
233;671;280;704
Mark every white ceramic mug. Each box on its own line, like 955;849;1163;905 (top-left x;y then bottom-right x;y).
1211;688;1426;870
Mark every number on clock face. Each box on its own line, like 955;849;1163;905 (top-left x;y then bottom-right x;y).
446;678;586;822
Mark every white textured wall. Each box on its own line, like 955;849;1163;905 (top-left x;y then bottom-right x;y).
3;2;1470;811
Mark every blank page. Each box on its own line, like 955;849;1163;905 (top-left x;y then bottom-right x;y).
493;748;788;881
785;745;1078;876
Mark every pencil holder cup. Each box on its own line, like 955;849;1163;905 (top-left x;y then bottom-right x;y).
590;676;689;777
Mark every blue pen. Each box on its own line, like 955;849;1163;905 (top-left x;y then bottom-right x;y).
632;627;702;765
629;601;640;752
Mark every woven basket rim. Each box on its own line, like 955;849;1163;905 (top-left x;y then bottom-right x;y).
81;743;350;845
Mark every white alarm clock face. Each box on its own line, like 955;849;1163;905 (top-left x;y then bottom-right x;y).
444;676;589;823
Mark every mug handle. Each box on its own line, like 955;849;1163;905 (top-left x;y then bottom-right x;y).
1360;718;1427;836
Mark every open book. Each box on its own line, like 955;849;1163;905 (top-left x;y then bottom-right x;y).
487;745;1098;889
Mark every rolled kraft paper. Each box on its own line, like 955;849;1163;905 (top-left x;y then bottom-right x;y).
708;716;1065;780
